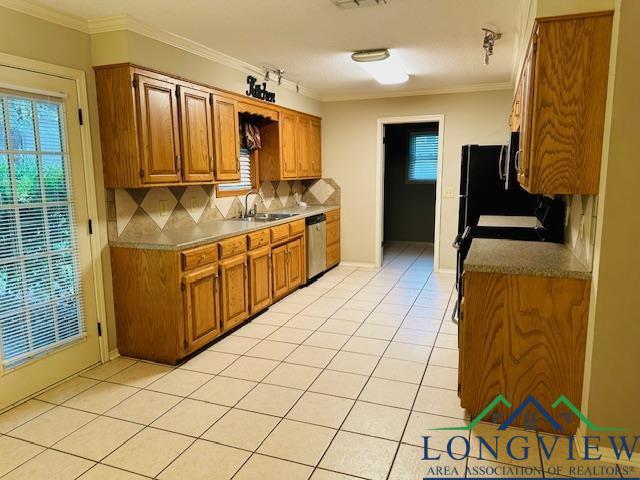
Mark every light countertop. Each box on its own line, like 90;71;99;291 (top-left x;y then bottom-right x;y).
465;238;591;280
110;205;339;251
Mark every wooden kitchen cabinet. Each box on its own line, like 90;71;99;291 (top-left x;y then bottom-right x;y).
295;115;312;177
182;263;220;353
512;12;613;194
459;271;591;435
178;84;215;183
212;94;241;182
281;111;298;178
219;254;249;331
309;118;322;177
248;246;272;314
326;208;340;268
134;73;182;184
271;244;289;299
287;238;304;291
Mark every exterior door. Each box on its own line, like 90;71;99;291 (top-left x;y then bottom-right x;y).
219;254;248;330
134;73;181;184
212;95;240;181
178;84;214;183
287;238;304;291
280;112;297;178
182;264;220;354
248;246;272;314
271;244;288;299
0;65;102;410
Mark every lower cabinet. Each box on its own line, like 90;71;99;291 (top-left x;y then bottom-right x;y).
272;244;289;300
248;246;272;314
326;208;340;268
182;263;220;354
287;238;304;291
219;254;249;331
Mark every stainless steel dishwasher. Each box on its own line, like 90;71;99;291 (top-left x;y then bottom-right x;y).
305;213;326;281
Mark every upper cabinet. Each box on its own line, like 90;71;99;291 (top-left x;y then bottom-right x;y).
95;64;322;188
178;84;215;183
212;95;241;182
260;112;322;181
512;12;613;195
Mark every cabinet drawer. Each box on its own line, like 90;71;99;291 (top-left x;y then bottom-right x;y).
326;221;340;246
326;209;340;223
289;219;305;237
218;235;247;259
270;224;290;243
181;244;218;271
247;229;270;250
327;242;340;267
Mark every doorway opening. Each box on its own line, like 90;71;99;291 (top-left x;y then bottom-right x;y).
376;115;444;269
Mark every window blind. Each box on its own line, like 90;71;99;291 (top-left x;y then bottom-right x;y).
217;148;253;192
0;92;85;369
408;130;439;183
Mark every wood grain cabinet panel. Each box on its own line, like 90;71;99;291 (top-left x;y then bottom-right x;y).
181;244;217;271
248;229;270;250
134;73;182;184
248;246;272;314
326;208;340;269
514;12;613;194
212;94;241;181
310;118;322;177
287;238;304;291
219;235;247;259
219;254;249;331
178;84;214;182
272;244;289;300
281;112;298;178
182;264;220;354
459;271;591;435
295;115;312;177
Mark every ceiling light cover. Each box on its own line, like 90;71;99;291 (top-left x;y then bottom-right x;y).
352;49;409;84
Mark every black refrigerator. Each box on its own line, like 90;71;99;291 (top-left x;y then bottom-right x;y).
457;144;536;235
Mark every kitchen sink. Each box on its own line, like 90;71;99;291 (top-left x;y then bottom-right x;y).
230;212;298;222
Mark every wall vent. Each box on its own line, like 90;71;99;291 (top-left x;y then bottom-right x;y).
331;0;387;9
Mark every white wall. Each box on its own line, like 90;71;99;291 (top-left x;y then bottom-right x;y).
321;89;512;269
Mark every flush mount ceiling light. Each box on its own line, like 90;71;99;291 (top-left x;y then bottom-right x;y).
351;49;409;84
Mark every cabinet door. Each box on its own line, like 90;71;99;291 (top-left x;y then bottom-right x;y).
295;116;312;177
280;112;298;178
182;264;220;354
178;84;214;183
517;33;537;191
309;118;322;177
134;73;181;184
272;244;289;299
248;246;272;314
212;95;241;181
219;254;248;331
287;238;304;291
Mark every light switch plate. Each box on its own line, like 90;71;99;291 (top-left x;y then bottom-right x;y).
443;187;455;198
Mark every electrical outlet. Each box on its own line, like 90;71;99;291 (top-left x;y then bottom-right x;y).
160;200;169;217
443;187;455;198
190;197;196;210
210;196;215;209
578;215;585;239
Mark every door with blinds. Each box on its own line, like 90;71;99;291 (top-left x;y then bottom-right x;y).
0;65;101;410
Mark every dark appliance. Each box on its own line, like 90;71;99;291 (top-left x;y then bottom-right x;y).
452;144;565;322
457;144;536;236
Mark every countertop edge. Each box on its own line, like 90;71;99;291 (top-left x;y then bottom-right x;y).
464;263;592;280
109;205;340;251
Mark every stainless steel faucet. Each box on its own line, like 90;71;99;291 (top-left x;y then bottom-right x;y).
243;190;263;217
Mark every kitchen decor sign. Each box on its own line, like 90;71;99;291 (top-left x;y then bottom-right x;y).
246;76;276;103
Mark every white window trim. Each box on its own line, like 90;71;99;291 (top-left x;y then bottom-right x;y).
0;52;109;363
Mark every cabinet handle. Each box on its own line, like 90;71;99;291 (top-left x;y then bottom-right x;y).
215;273;219;293
515;149;522;173
237;156;240;172
176;154;182;173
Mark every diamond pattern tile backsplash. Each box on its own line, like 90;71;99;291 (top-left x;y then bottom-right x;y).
107;179;340;241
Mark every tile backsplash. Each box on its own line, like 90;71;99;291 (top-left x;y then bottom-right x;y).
107;179;340;241
564;194;598;269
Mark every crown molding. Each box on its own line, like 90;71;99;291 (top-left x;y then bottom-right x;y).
320;82;513;102
0;0;89;32
87;14;321;100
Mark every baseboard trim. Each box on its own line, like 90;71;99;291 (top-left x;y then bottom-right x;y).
340;261;377;269
436;268;456;274
109;349;121;361
574;426;640;467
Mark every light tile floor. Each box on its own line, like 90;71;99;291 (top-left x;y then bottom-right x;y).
0;243;627;479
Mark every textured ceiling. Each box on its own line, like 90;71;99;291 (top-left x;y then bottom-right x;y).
24;0;522;99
